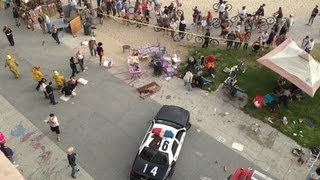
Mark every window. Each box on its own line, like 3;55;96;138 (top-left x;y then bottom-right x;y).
175;130;184;141
172;141;179;155
139;147;169;165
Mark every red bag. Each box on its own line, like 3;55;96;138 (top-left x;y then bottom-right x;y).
100;50;104;56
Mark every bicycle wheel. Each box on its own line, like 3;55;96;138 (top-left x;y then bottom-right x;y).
259;23;269;31
213;3;219;10
173;34;182;42
226;4;232;11
177;9;183;17
128;14;135;25
128;7;135;14
227;20;233;27
266;17;275;25
212;22;221;29
154;24;162;32
186;32;193;41
209;39;219;47
141;17;148;26
230;16;239;23
260;18;267;24
195;36;203;44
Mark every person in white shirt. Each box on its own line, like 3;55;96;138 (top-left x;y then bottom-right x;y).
183;71;193;91
169;19;177;38
288;14;294;31
305;38;314;54
260;31;269;46
44;14;51;33
218;2;225;19
239;6;247;24
46;113;61;141
76;50;85;72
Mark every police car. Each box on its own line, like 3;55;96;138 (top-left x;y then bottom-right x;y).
130;105;191;180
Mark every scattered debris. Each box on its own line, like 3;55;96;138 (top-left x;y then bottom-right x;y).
165;77;171;81
293;133;297;136
197;129;201;132
60;95;70;102
224;166;227;172
137;81;161;99
214;108;217;111
282;116;288;125
232;142;244;151
195;151;203;157
293;121;296;124
78;78;88;85
266;117;273;124
225;112;229;115
216;136;226;143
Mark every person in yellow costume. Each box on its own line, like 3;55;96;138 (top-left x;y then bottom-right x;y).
32;65;45;91
52;70;65;89
4;55;19;79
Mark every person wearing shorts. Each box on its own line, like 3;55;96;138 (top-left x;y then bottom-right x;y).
46;113;61;141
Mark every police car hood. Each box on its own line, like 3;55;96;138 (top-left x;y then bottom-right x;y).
132;156;169;180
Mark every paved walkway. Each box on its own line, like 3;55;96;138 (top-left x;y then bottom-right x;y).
0;95;94;179
1;4;320;180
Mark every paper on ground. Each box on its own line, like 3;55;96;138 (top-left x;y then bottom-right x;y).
78;78;88;85
232;142;244;152
60;95;71;101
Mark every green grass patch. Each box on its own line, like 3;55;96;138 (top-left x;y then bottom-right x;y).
178;45;320;148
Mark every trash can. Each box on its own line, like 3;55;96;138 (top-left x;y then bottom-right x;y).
153;61;162;76
83;22;91;36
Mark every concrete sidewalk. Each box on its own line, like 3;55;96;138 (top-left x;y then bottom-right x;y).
0;95;93;180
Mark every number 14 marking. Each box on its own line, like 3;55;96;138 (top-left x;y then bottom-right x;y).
143;164;158;176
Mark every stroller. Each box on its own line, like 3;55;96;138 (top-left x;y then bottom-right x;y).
222;76;245;98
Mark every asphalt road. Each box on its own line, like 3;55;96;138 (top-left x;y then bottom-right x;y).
0;10;261;180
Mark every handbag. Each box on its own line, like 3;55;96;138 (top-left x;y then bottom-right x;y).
100;50;104;56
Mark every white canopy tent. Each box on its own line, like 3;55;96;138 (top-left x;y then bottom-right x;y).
257;38;320;97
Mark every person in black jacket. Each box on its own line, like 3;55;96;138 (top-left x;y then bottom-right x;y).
96;42;104;66
178;20;186;39
67;147;80;178
12;7;20;27
1;144;18;167
69;57;79;77
3;25;15;46
46;82;58;105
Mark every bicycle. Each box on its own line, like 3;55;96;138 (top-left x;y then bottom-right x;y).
266;14;289;25
194;36;219;46
212;18;233;28
213;1;232;11
222;60;246;78
173;29;193;42
128;14;148;26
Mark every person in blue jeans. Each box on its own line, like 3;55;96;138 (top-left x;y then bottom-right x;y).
46;82;58;105
67;147;80;178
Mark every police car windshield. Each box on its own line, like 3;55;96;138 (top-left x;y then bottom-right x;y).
155;119;182;129
140;147;169;165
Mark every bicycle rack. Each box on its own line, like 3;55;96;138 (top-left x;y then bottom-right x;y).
306;151;320;170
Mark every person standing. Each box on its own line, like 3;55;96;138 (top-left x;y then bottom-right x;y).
260;30;269;47
202;28;210;48
4;55;19;79
183;71;193;91
218;1;225;19
0;144;18;167
38;14;46;34
88;37;97;56
32;66;45;91
44;14;51;33
3;25;15;46
12;7;20;27
287;14;294;31
46;82;58;105
46;113;61;141
52;70;65;90
39;78;49;98
76;50;85;72
67;147;80;178
307;5;319;25
305;38;315;54
274;7;283;25
96;42;104;66
70;57;79;77
301;36;310;50
51;25;60;44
